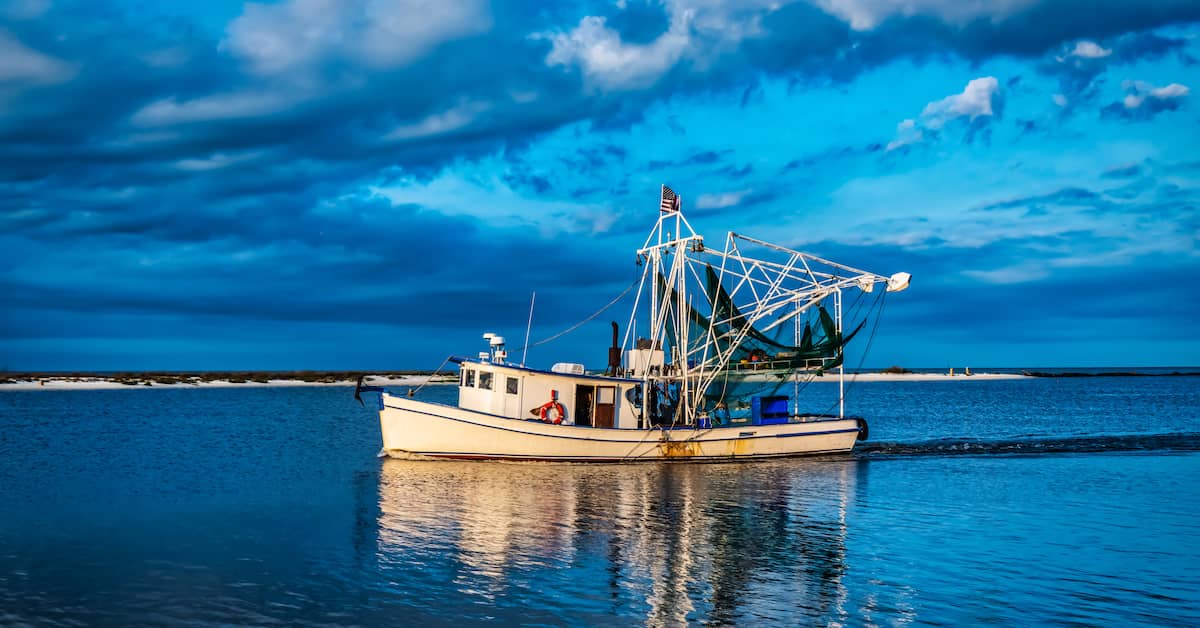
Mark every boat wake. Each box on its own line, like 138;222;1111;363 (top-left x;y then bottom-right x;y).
856;432;1200;457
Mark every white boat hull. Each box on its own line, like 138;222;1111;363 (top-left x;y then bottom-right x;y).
379;393;863;462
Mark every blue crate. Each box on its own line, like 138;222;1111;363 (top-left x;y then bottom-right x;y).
751;395;790;425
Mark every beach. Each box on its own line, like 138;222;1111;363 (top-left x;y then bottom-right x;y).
0;374;450;391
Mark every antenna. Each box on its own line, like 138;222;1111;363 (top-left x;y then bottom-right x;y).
521;291;536;367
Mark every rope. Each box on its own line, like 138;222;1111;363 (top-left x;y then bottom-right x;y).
411;354;455;395
528;278;639;348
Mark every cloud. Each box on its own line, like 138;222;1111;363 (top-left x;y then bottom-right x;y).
0;0;48;20
921;76;1001;129
811;0;1037;30
174;150;264;172
541;13;691;91
0;29;74;84
885;118;922;151
2;0;1199;369
223;0;491;76
383;100;491;141
695;190;750;209
887;77;1000;149
1061;40;1111;60
1103;80;1190;119
132;91;301;126
647;149;732;170
1043;31;1192;112
1100;164;1141;179
960;265;1049;284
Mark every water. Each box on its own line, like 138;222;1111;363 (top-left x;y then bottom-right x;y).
1;377;1198;625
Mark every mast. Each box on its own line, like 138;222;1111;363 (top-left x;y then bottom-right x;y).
836;288;844;419
675;205;690;424
794;299;801;417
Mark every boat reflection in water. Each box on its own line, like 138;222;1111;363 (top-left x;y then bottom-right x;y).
375;458;864;625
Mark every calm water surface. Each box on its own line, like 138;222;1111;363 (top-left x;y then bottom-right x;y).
1;377;1198;625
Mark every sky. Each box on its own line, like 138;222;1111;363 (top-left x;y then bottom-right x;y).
1;0;1198;372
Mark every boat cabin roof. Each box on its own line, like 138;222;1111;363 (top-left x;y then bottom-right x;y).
450;357;640;384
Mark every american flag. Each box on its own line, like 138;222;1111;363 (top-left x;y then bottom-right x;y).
660;185;679;213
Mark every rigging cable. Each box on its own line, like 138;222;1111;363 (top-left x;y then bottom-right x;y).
819;289;888;415
410;354;456;395
528;277;639;348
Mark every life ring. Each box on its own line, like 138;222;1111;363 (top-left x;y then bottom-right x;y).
533;400;566;424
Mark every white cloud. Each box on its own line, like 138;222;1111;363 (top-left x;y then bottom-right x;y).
224;0;490;76
384;101;490;141
885;118;922;151
0;29;74;84
133;91;297;126
368;172;616;235
540;0;778;91
1121;80;1190;109
886;76;999;149
1065;40;1111;59
174;151;264;172
920;76;1000;129
961;265;1049;285
811;0;1036;31
695;189;749;209
1150;83;1189;99
542;14;691;91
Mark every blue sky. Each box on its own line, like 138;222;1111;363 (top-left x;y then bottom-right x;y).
1;0;1197;371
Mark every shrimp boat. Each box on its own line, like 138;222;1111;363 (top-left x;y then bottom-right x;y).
359;187;911;461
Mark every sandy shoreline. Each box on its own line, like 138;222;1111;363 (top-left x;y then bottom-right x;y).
0;372;1028;391
0;375;450;391
839;372;1028;382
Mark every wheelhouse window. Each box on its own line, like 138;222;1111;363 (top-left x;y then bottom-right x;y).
506;377;519;395
625;385;643;409
479;372;493;390
465;369;475;387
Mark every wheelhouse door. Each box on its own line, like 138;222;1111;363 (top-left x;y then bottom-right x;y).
503;376;521;418
594;386;616;428
574;385;594;427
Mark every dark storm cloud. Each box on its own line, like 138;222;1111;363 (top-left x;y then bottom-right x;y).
648;150;733;171
1101;164;1142;179
2;0;1198;368
978;187;1103;212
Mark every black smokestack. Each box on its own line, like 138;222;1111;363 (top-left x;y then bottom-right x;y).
608;321;621;376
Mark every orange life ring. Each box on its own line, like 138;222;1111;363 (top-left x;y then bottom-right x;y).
535;400;566;424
